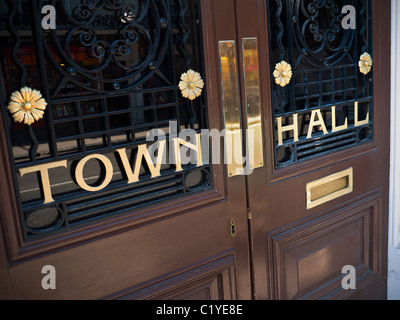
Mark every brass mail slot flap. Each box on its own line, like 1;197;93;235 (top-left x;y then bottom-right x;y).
306;168;353;210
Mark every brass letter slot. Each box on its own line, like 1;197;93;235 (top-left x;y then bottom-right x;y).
306;168;353;210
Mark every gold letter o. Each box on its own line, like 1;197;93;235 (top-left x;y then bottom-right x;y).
75;154;113;192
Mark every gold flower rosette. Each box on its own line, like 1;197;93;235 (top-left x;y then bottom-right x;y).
273;60;292;87
178;70;204;101
359;52;373;75
8;87;47;125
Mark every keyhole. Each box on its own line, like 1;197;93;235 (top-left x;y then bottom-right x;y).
230;218;237;238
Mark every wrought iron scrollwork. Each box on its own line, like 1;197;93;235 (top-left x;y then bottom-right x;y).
268;0;374;169
6;0;41;162
46;0;170;94
293;0;356;67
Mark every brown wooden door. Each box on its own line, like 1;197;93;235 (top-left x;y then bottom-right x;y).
239;0;391;300
0;0;391;301
0;0;253;300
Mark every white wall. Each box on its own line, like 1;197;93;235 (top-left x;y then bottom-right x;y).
388;0;400;301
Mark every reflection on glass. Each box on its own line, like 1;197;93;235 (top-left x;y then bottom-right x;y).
219;41;243;177
242;38;263;170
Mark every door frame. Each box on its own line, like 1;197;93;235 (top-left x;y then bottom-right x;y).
388;0;400;300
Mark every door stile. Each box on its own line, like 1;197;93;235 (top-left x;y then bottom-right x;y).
230;0;273;300
202;0;254;299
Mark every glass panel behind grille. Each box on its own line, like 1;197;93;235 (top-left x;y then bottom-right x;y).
267;0;374;169
0;0;211;241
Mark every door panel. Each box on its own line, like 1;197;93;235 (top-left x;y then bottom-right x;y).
0;0;252;300
246;0;390;300
104;252;237;300
6;205;242;299
267;198;383;300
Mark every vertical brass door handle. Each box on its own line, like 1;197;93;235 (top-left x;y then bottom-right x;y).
219;40;244;177
218;38;265;177
242;38;264;171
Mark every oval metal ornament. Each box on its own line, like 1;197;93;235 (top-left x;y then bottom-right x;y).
359;52;373;75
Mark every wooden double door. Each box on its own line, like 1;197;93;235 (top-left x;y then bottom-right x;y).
0;0;390;300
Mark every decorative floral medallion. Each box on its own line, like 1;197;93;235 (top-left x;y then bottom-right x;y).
359;52;373;75
8;87;47;125
178;70;204;101
273;60;293;87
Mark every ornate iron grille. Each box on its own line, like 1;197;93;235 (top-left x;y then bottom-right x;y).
0;0;211;241
267;0;374;169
